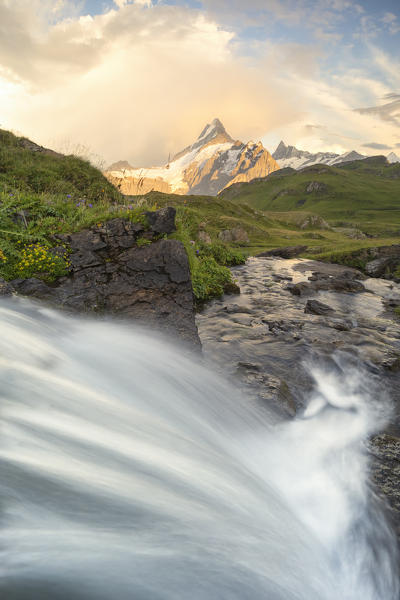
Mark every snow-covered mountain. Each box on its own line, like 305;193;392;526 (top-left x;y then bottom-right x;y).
272;141;366;170
104;119;279;196
387;152;400;163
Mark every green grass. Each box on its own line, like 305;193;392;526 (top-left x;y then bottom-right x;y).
220;159;400;237
0;129;120;201
0;189;147;281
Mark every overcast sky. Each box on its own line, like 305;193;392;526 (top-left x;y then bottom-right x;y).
0;0;399;166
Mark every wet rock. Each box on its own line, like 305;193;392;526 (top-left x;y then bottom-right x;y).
287;282;313;296
264;319;294;334
258;375;296;417
12;277;55;299
0;278;14;296
272;273;293;282
365;257;394;277
223;304;253;314
329;319;353;331
304;299;335;315
334;244;400;281
236;361;261;372
145;206;176;234
288;272;366;295
257;245;308;259
223;281;241;295
381;354;400;371
320;278;365;293
369;434;400;529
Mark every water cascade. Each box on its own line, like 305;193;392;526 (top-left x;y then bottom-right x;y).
0;299;398;599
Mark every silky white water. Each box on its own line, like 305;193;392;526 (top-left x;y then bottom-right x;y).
0;299;398;599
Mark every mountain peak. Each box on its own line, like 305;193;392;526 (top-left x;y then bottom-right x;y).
172;118;233;162
272;141;289;160
196;118;233;145
197;118;228;141
387;151;400;163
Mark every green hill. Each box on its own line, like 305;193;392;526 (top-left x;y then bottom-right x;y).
0;129;120;200
220;157;400;238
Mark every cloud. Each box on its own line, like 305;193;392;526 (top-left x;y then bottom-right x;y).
0;2;299;164
0;1;399;164
354;93;400;127
361;142;391;150
382;12;400;35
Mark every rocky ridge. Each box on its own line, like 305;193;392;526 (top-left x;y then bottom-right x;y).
104;118;279;196
272;140;366;170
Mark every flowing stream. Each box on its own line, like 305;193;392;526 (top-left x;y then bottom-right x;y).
0;297;399;599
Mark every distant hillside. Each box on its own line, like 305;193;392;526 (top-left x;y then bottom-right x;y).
104;118;279;196
220;156;400;237
0;129;120;201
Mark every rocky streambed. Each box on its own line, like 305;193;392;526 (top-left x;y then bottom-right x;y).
196;256;400;534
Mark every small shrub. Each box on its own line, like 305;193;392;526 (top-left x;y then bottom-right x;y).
198;242;246;266
192;256;232;303
136;237;152;247
14;243;69;281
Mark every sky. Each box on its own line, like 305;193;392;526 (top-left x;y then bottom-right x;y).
0;0;399;167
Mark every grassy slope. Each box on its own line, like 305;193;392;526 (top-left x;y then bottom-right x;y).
0;129;154;282
0;129;244;302
216;157;400;261
137;187;393;260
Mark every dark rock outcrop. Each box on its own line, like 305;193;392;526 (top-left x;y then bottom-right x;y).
288;269;365;296
366;257;397;278
257;245;307;259
369;434;400;537
145;206;176;234
334;245;400;280
0;278;14;296
10;210;200;348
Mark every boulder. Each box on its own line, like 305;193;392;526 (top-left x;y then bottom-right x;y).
304;299;334;316
145;206;176;234
299;215;329;230
365;257;394;277
218;227;249;244
288;272;365;296
223;281;241;295
306;181;327;193
0;278;14;296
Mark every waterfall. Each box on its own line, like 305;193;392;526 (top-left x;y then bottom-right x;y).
0;298;398;599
